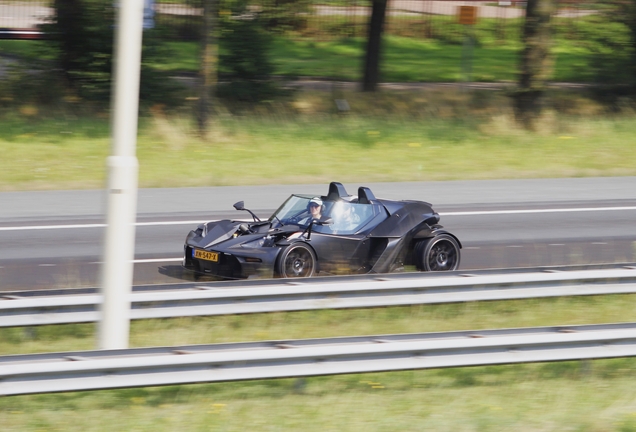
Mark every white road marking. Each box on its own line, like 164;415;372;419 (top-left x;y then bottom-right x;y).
134;258;183;264
1;206;635;232
441;206;636;216
135;221;209;227
0;221;205;232
89;258;184;264
0;223;107;231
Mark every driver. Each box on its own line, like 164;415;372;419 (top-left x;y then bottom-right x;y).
308;197;323;220
299;197;323;224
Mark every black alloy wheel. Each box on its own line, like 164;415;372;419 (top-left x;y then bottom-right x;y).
276;243;317;278
415;234;460;271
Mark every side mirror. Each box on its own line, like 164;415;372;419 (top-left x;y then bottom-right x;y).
232;201;261;222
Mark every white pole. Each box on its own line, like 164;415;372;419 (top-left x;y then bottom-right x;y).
98;0;144;349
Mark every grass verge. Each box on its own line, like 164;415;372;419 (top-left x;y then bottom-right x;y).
3;363;636;431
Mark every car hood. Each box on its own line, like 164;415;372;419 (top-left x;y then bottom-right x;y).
191;220;300;250
197;220;242;248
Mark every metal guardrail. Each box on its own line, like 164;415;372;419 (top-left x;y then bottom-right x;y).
2;267;636;327
3;322;636;395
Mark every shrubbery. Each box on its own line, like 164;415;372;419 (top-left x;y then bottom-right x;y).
217;12;280;101
31;0;185;108
576;0;636;94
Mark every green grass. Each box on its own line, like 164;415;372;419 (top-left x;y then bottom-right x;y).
3;295;636;430
4;363;636;431
0;40;51;60
268;36;524;82
161;33;593;82
1;88;635;191
0;23;597;83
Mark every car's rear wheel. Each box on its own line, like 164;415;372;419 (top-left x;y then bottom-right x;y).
276;243;317;278
415;234;460;271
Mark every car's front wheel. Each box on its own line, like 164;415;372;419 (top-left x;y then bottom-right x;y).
414;234;460;271
275;243;317;278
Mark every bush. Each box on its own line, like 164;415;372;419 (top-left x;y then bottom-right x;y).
260;0;312;33
218;14;281;102
580;1;636;94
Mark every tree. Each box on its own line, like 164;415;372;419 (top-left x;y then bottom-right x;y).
261;0;312;33
512;0;555;129
52;0;93;84
362;0;388;92
197;0;218;135
623;0;636;86
40;0;182;106
585;0;636;94
46;0;114;100
217;13;276;101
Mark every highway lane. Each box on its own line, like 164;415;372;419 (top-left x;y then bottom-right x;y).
2;204;636;260
1;178;634;290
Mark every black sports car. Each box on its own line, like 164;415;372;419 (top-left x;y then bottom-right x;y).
183;182;461;279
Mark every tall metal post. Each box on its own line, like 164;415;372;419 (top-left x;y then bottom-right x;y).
98;0;144;349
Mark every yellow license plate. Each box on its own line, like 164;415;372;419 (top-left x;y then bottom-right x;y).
193;249;219;262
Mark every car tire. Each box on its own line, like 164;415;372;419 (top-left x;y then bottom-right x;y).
275;243;317;278
414;234;460;272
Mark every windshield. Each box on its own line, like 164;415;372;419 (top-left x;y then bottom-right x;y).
269;195;318;227
269;195;384;234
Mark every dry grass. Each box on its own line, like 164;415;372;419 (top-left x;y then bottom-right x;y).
3;87;634;192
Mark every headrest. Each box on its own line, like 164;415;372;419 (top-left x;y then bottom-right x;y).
327;182;349;200
358;186;376;204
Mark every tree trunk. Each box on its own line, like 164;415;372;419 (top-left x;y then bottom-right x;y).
362;0;387;92
197;0;218;135
513;0;555;129
53;0;89;82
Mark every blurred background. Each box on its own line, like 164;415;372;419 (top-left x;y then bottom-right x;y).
1;0;635;190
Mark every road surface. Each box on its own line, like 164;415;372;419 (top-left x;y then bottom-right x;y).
1;177;634;290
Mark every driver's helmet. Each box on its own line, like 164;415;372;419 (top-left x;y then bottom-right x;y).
308;197;323;212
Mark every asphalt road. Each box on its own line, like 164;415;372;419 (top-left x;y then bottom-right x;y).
1;177;635;290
